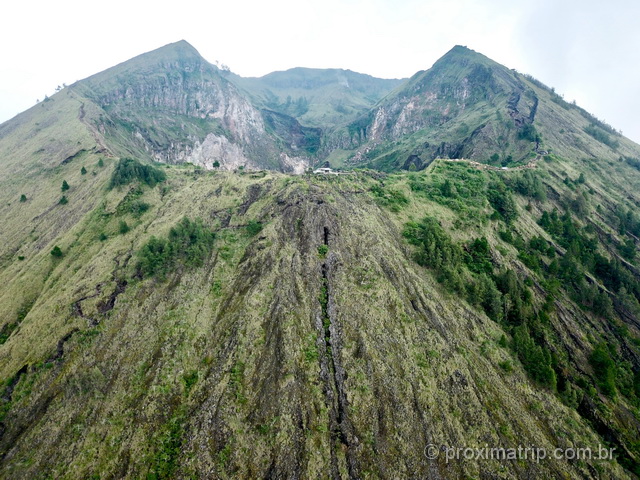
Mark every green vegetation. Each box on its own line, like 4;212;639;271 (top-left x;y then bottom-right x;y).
118;220;130;235
137;217;215;278
245;220;263;237
487;180;518;223
2;41;640;479
51;246;63;258
61;180;70;192
115;186;151;217
182;370;199;394
370;183;409;211
507;170;547;201
59;195;68;205
110;157;166;189
19;194;27;202
404;215;560;389
147;409;186;479
0;299;35;345
584;124;619;149
513;324;556;389
590;343;616;397
407;163;515;223
538;209;637;318
518;123;540;143
81;166;87;175
317;245;329;258
403;217;502;321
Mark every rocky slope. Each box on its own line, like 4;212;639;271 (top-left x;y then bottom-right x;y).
0;165;633;479
330;46;640;171
64;41;318;173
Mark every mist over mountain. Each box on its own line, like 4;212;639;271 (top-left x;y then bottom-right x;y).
1;40;640;478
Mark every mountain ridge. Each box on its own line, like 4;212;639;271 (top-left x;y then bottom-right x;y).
2;40;640;478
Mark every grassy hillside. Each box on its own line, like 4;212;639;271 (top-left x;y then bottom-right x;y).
327;46;640;173
0;147;639;476
231;68;404;129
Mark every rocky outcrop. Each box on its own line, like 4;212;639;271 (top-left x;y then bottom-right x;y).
76;41;309;173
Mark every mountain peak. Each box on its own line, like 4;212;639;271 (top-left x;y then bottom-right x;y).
124;39;205;67
151;39;203;60
76;39;209;93
435;44;495;67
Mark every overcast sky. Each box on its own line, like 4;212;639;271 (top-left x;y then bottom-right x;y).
2;0;639;142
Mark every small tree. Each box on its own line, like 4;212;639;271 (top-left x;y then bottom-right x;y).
212;161;220;168
590;343;616;397
51;246;63;258
19;194;27;203
119;220;130;235
98;158;104;167
61;180;70;192
81;166;87;175
59;196;68;205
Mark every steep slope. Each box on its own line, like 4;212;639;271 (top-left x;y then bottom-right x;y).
0;165;633;479
330;46;640;171
230;68;404;128
69;40;318;172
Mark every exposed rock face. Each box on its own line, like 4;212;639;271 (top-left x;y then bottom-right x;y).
183;134;252;170
75;41;310;173
326;46;551;170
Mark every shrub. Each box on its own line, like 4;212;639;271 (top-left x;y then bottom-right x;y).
51;246;63;258
137;218;215;278
487;181;518;223
509;171;547;201
81;166;87;175
128;200;150;217
513;324;556;389
518;123;540;143
119;220;130;234
19;194;27;202
403;217;463;280
317;245;329;258
590;343;616;397
110;157;166;189
246;220;263;237
465;237;493;274
61;180;70;192
584;124;619;149
59;196;68;205
370;184;409;211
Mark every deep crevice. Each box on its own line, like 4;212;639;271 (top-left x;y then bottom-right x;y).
48;328;80;363
317;226;360;479
1;365;28;403
97;278;128;314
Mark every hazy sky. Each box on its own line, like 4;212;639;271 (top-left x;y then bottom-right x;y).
2;0;639;142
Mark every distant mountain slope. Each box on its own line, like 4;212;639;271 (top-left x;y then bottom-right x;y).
329;46;640;171
230;67;404;128
68;40;317;173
